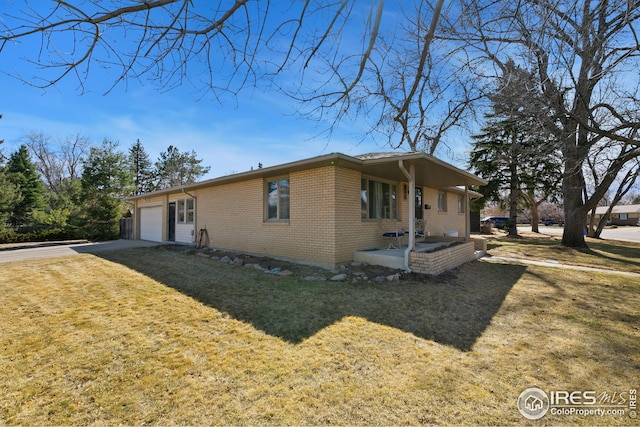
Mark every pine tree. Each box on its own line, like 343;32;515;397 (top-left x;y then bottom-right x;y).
0;166;21;229
80;140;133;240
6;145;45;226
470;61;561;236
155;145;210;190
129;139;156;195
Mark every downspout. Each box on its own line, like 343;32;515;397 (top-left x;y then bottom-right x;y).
398;160;415;272
182;188;198;245
465;186;470;241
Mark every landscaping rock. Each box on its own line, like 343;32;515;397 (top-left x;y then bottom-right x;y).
304;275;327;281
163;244;413;285
351;271;368;282
244;263;264;271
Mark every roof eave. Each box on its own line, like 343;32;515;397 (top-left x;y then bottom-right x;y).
127;151;487;200
128;152;357;200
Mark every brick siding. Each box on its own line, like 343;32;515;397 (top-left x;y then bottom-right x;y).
135;163;476;270
409;241;476;275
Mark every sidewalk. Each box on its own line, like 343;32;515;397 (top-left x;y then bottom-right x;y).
480;254;640;278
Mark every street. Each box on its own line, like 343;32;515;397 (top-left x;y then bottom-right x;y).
520;225;640;243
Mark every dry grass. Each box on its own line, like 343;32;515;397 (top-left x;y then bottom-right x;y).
486;232;640;273
0;246;638;425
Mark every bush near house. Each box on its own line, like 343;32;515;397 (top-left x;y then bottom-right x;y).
0;225;83;245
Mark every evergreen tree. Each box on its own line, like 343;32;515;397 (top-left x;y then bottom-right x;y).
80;140;133;240
0;113;4;160
470;61;561;236
6;145;45;226
129;139;156;195
155;145;210;189
42;177;83;230
0;166;21;229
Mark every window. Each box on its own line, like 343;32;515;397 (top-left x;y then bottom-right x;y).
438;191;447;212
361;178;397;219
620;213;628;220
457;195;465;214
266;178;290;221
187;198;195;223
177;199;185;223
177;198;195;223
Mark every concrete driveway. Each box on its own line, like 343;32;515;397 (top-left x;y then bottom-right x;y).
0;240;160;264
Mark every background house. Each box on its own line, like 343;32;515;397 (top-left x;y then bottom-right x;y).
592;204;640;226
129;152;486;269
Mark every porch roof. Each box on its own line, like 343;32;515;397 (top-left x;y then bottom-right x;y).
128;151;486;200
353;152;487;188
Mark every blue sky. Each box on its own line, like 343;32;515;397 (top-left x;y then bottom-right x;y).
0;2;470;180
1;67;399;179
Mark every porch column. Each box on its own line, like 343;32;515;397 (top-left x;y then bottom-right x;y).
398;160;415;272
407;164;415;249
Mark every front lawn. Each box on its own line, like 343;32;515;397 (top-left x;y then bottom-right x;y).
0;246;638;425
486;233;640;273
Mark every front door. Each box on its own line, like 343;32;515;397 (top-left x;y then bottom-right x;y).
168;202;176;241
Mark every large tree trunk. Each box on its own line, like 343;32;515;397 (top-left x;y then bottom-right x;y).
508;161;519;236
561;157;588;248
562;203;587;247
530;200;541;233
521;190;541;233
586;207;598;237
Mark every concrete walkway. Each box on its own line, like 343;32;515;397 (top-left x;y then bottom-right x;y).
0;240;160;264
480;255;640;278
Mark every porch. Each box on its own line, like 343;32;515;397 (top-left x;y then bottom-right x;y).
353;238;483;275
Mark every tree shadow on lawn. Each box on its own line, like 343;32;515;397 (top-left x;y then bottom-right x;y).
100;249;526;351
585;240;640;270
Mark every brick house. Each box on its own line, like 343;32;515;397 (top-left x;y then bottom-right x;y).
592;204;640;226
129;152;486;270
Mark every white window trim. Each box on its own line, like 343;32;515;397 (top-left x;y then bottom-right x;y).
361;175;399;220
265;176;290;222
176;198;195;224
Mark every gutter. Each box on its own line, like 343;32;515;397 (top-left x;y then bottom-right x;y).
398;160;415;272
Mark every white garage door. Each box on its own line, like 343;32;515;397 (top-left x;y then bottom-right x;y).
140;206;163;242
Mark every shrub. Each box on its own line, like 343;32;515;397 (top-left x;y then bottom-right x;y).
0;225;84;244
